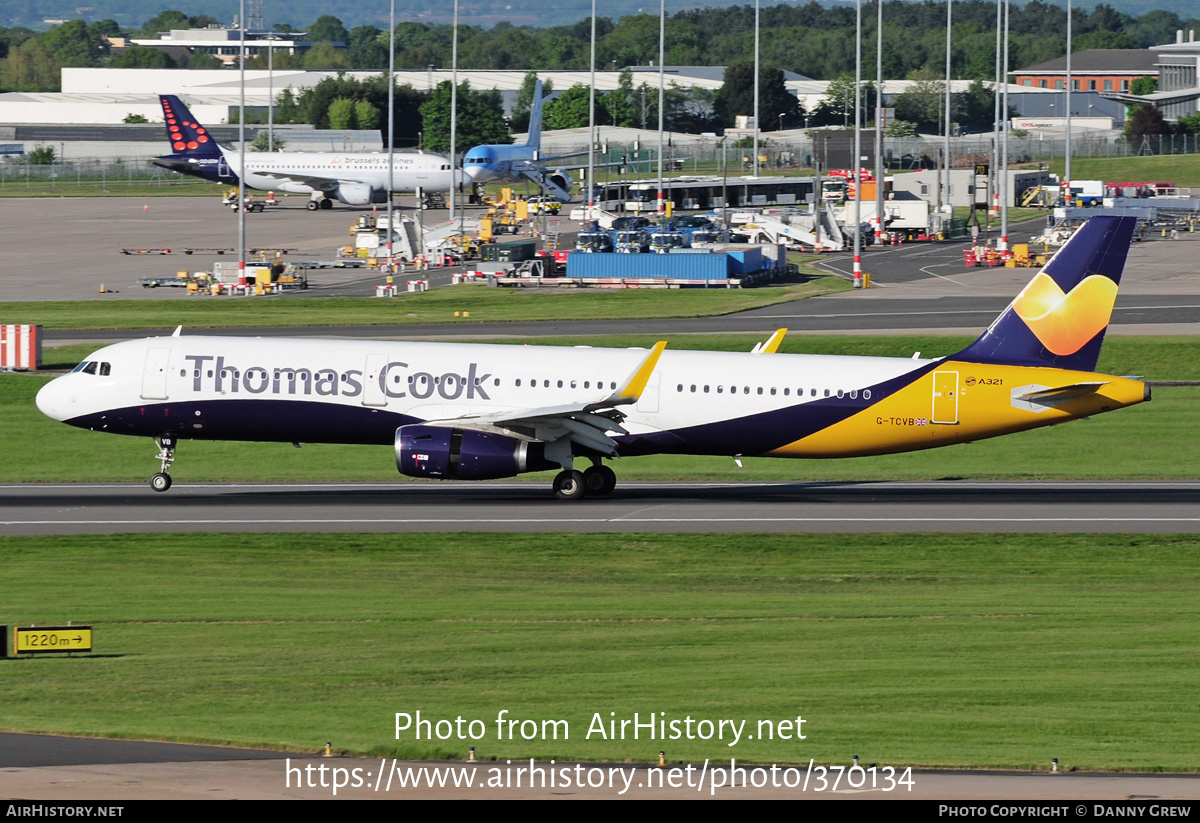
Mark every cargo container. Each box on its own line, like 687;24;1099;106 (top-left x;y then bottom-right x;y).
480;239;537;263
566;252;730;280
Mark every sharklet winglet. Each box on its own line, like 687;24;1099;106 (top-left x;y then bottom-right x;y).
759;328;787;354
605;341;667;405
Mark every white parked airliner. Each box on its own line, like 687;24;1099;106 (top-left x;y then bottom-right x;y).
150;94;466;210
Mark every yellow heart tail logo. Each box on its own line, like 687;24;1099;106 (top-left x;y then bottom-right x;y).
1012;272;1118;356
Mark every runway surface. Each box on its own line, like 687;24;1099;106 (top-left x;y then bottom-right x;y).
4;481;1199;535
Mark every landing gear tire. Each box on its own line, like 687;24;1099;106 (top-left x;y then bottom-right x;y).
583;465;616;496
553;469;586;501
152;435;175;492
319;198;333;210
306;200;320;211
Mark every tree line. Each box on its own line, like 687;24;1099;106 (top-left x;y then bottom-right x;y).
5;2;1200;94
3;3;1199;141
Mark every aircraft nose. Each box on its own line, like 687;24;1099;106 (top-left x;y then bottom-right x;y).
35;376;70;421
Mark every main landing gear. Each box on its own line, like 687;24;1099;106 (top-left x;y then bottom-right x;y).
151;435;175;492
553;462;617;501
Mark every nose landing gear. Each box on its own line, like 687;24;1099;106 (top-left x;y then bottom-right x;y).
151;435;175;492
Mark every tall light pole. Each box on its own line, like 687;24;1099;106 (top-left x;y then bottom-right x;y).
874;0;884;246
992;0;1001;221
657;0;665;216
386;0;395;271
1000;0;1010;252
1065;0;1072;205
943;0;953;219
753;0;760;177
266;34;274;152
588;0;596;215
450;0;459;228
237;0;246;288
852;0;862;288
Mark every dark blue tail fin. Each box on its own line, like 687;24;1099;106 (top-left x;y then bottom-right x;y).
158;95;222;158
954;216;1135;372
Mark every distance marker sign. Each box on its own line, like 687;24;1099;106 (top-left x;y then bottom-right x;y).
15;626;92;654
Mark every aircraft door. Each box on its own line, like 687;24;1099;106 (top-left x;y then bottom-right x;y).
218;156;232;181
140;347;171;400
362;354;389;407
932;371;959;424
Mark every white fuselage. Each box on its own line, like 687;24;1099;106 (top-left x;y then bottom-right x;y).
35;336;924;458
223;151;465;194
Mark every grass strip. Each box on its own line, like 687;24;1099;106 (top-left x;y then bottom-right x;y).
1;532;1197;771
0;278;848;330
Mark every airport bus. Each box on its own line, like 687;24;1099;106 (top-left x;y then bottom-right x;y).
595;176;819;213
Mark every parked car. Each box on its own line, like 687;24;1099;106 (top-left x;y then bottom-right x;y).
526;195;562;215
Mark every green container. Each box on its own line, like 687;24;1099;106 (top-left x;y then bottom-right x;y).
481;240;537;263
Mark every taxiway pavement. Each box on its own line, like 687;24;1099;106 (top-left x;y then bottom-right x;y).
4;481;1199;536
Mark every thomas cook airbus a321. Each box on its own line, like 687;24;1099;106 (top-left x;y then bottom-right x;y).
36;216;1147;500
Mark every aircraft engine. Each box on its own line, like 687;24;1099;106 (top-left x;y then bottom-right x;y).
395;425;556;480
541;169;574;203
335;182;388;206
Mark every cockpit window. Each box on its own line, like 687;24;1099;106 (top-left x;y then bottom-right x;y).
72;361;110;375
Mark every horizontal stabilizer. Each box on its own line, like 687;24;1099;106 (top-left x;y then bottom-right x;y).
1010;381;1108;412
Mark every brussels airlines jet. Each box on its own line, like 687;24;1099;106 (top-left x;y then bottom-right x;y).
36;217;1147;499
150;94;464;210
461;80;577;202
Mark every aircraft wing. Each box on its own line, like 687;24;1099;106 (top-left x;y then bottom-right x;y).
423;342;667;456
245;169;345;194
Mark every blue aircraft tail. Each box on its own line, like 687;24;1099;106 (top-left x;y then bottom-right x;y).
526;80;543;151
158;95;223;158
954;215;1135;372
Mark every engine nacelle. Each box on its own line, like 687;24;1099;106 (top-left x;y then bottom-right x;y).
542;169;574;203
336;182;388;206
395;425;555;480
